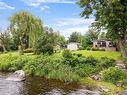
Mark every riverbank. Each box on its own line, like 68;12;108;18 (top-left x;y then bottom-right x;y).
0;51;126;94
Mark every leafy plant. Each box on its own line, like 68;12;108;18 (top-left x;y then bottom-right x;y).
101;67;127;84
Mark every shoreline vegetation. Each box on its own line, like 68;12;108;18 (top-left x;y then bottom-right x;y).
0;50;126;95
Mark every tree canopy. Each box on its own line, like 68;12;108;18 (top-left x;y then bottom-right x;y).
77;0;127;59
9;10;44;48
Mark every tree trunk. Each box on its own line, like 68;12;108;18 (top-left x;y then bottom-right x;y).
2;45;7;52
119;38;127;62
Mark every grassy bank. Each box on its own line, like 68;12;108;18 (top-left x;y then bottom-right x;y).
0;51;117;81
80;77;124;95
73;50;121;60
0;51;126;94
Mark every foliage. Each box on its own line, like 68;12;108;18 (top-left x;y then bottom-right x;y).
62;50;72;58
23;55;80;82
68;32;81;42
99;57;116;69
9;10;44;48
85;29;99;43
33;33;54;55
80;77;123;95
91;47;98;51
99;32;107;40
101;67;127;84
0;54;18;71
0;31;11;52
77;0;127;58
86;47;91;50
23;48;33;53
8;56;28;71
0;51;119;82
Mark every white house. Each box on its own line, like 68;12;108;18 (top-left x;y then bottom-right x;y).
67;42;80;50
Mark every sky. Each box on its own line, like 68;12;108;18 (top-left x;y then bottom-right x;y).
0;0;94;38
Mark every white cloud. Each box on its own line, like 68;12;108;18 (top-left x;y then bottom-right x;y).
53;17;95;38
0;1;15;10
55;18;94;27
40;5;50;13
60;27;89;38
22;0;76;7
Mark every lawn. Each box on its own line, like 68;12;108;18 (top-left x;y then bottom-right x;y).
0;50;121;62
73;50;121;60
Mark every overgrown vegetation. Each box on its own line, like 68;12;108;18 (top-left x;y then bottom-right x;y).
101;67;127;84
0;50;119;82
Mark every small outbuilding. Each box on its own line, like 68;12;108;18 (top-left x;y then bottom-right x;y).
93;40;116;51
67;42;80;50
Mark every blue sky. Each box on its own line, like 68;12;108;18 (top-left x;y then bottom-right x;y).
0;0;94;38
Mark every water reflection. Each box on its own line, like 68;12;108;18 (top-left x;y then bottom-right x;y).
0;77;24;95
0;73;96;95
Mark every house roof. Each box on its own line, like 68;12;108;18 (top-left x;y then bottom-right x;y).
67;42;80;45
93;39;112;42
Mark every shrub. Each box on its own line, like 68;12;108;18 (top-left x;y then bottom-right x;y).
9;56;28;71
33;33;54;55
86;47;91;50
83;56;98;66
23;48;33;53
62;50;72;58
101;67;127;84
99;49;105;51
75;64;98;77
73;53;82;57
99;57;116;69
0;54;18;71
91;47;98;51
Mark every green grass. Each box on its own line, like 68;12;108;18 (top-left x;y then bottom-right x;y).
80;77;124;95
73;50;121;60
0;50;121;64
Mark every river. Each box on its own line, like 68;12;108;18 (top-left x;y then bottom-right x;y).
0;73;99;95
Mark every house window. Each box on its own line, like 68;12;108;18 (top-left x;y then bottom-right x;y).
109;42;113;47
100;41;106;47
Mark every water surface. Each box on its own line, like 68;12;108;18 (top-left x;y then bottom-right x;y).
0;73;97;95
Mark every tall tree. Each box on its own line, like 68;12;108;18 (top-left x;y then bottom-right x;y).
99;32;107;40
77;0;127;59
0;31;11;52
86;29;99;42
69;32;81;42
9;10;44;54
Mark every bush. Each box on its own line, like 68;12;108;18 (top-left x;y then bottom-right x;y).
101;67;127;84
91;48;98;51
73;53;82;57
99;49;105;51
33;33;54;55
23;56;80;82
75;64;98;77
99;57;116;69
23;48;33;53
0;54;18;71
62;50;72;58
9;56;28;71
86;47;91;50
83;56;98;66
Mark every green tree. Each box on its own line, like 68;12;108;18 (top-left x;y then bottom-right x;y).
0;31;11;52
9;10;44;54
77;0;127;59
99;32;107;40
69;32;81;42
33;32;54;55
86;29;99;42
